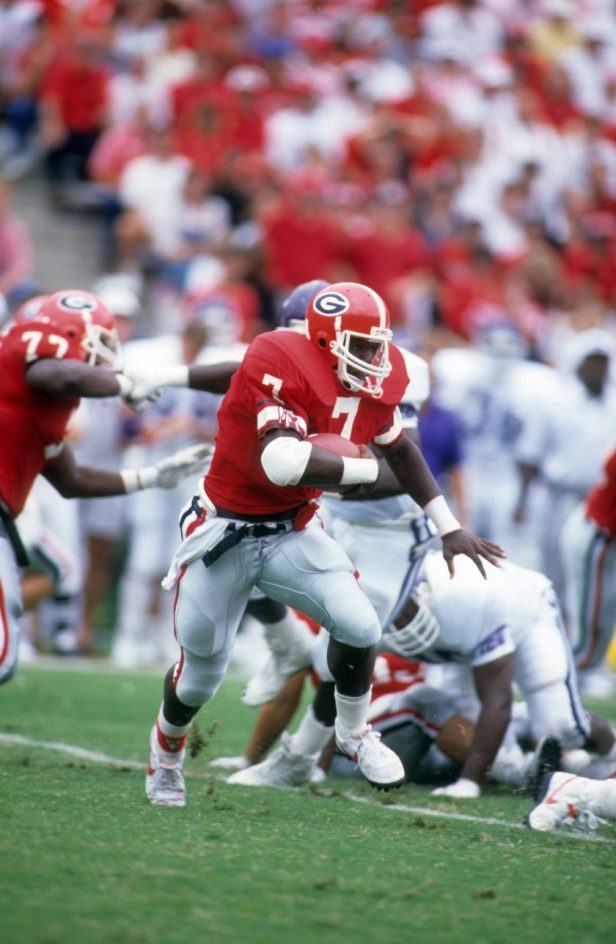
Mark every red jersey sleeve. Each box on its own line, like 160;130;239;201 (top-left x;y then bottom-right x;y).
241;341;311;441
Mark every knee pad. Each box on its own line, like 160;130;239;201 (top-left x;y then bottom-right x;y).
175;647;231;707
314;574;381;648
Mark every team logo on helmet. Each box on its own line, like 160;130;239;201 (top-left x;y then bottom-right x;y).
313;291;350;316
57;293;97;313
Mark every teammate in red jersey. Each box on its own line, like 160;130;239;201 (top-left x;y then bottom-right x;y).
143;281;505;806
560;445;616;680
0;289;218;684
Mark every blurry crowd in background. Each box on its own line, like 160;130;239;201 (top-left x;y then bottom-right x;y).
0;0;615;690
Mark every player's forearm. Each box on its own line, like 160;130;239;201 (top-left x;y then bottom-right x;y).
447;466;467;527
44;463;127;498
260;434;379;490
460;696;512;786
383;436;441;507
384;436;466;537
299;445;378;488
26;358;123;398
187;362;240;394
340;458;405;500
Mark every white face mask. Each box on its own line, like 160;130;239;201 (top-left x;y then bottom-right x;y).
332;328;392;398
82;325;122;370
385;581;440;658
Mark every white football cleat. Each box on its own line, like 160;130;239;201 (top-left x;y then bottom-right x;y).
227;732;316;787
526;771;605;832
335;725;405;791
145;726;186;807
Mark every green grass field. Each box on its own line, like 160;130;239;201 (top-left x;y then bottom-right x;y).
1;663;615;944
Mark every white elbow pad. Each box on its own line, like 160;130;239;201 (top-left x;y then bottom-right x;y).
261;437;312;486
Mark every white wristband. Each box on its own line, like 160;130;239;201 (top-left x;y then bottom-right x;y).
340;457;379;486
158;365;190;388
423;495;460;537
115;373;133;397
120;466;158;493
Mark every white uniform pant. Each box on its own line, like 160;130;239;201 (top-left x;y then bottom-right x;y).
561;504;616;671
538;485;586;605
172;518;381;707
321;516;433;625
0;532;23;683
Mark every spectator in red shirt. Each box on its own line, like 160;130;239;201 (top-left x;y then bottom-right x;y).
260;188;342;291
170;50;228;124
343;183;431;324
39;32;110;205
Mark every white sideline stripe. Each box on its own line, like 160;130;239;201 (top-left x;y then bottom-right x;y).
346;794;614;843
0;733;145;770
1;732;613;844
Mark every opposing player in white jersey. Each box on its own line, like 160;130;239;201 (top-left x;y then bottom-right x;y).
378;552;616;797
514;329;616;604
432;323;556;569
234;552;616;797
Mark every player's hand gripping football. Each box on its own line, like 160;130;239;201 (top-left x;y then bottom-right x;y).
441;529;506;579
153;443;214;489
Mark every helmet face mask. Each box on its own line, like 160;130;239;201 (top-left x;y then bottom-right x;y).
306;282;392;397
386;581;440;657
37;290;121;369
81;320;121;368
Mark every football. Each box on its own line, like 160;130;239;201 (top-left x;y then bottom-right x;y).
306;433;362;458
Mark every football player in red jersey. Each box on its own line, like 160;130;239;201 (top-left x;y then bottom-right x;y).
0;289;221;684
142;281;505;806
560;445;616;682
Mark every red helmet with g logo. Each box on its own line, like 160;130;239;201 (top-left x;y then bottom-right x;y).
36;289;120;367
306;281;392;397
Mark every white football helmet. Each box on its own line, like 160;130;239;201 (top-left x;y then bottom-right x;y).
384;581;440;658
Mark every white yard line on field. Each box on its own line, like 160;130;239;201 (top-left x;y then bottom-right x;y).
0;732;145;769
1;731;613;843
346;793;613;842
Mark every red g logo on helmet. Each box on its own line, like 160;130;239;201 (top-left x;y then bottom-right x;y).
37;289;120;367
313;291;350;317
306;282;392;398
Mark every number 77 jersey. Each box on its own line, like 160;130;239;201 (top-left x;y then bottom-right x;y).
204;328;410;518
0;321;80;517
